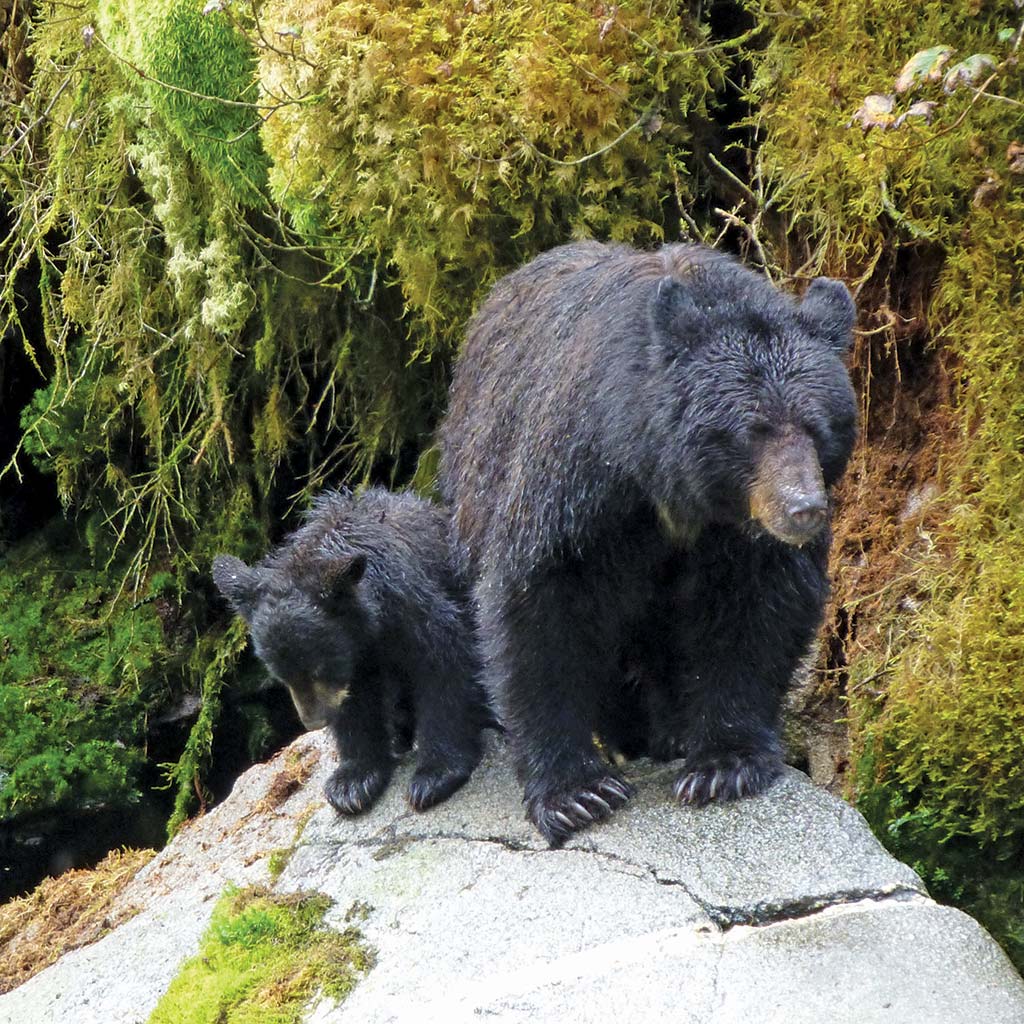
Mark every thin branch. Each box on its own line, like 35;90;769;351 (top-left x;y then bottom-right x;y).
518;110;647;167
713;204;772;278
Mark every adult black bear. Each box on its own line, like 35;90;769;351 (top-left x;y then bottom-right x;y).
439;242;857;847
213;488;485;815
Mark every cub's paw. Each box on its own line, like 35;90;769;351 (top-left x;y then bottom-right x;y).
527;774;636;849
673;752;781;807
408;764;473;812
325;762;392;815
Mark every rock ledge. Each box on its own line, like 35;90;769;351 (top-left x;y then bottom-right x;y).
1;732;1021;1024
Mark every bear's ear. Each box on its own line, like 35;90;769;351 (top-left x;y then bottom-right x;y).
212;555;262;622
649;276;710;355
318;551;367;600
799;277;856;354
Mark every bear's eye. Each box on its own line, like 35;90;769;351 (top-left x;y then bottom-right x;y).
749;421;773;442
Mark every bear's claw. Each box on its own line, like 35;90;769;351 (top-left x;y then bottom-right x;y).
407;765;472;812
528;773;636;848
673;752;781;807
325;762;392;815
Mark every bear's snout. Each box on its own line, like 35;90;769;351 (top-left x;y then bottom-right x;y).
785;493;828;533
749;430;828;546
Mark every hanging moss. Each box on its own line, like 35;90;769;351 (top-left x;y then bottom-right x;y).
96;0;268;204
257;0;730;338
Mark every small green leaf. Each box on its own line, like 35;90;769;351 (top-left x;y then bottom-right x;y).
894;45;954;94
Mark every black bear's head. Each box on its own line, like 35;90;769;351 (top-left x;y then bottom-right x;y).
647;270;858;546
212;550;370;728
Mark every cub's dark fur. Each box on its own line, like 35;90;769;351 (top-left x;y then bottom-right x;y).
439;242;857;846
213;488;485;815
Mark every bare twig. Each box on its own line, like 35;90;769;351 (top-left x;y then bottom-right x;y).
517;110;647;167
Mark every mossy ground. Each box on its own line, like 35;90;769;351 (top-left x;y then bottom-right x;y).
0;847;154;994
147;886;372;1024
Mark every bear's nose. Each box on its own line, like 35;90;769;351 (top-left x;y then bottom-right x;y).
786;496;827;531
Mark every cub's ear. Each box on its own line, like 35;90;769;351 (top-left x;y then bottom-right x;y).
318;551;367;600
212;555;262;622
649;276;710;355
799;277;856;354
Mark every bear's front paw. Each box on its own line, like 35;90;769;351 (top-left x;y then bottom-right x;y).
673;752;781;806
527;774;636;849
325;762;392;815
407;764;473;812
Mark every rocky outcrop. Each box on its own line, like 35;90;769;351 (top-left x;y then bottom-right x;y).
1;732;1021;1024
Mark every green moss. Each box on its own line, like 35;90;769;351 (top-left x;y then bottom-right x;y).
0;522;170;816
266;848;292;881
148;886;372;1024
97;0;268;204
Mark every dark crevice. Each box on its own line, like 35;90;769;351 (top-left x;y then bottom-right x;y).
695;885;924;931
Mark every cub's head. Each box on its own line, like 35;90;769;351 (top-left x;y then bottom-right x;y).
649;271;858;546
212;550;369;728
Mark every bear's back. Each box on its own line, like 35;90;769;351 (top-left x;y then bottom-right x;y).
439;242;777;578
262;488;458;625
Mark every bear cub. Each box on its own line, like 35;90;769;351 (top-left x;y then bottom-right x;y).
440;241;858;847
213;487;485;815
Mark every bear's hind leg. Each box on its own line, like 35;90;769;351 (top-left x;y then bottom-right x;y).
482;570;636;848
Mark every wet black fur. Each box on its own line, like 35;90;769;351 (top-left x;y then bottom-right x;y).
439;242;857;846
213;488;486;815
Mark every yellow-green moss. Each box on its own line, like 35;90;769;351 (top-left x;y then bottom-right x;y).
876;220;1024;851
148;886;371;1024
747;0;1016;272
257;0;727;334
